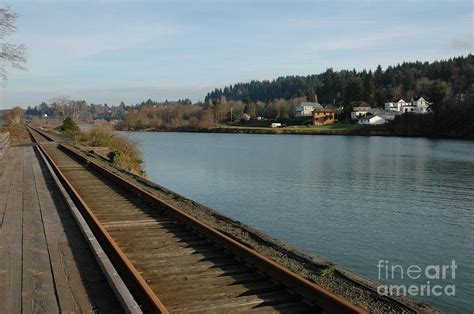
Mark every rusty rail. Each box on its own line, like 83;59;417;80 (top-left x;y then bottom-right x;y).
28;126;367;313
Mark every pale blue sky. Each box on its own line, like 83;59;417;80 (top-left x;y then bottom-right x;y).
0;0;472;108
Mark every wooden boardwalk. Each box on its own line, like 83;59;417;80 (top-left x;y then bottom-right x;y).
0;145;121;313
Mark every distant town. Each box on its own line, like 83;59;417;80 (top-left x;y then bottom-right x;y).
291;96;430;127
1;55;473;139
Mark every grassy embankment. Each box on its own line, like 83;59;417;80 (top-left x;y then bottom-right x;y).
0;124;31;145
216;123;368;135
76;127;144;175
118;122;386;136
55;118;144;175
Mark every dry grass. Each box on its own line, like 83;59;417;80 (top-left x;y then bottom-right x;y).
0;124;30;145
77;127;144;175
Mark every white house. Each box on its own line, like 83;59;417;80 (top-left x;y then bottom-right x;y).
385;99;409;112
294;102;322;117
412;97;430;113
385;98;430;113
358;115;386;125
401;104;417;113
377;111;398;121
351;106;373;120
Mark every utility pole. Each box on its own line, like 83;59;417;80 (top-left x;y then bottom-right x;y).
230;107;233;123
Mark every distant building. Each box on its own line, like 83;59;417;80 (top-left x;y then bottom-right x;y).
294;102;322;117
412;97;430;113
351;107;398;124
385;99;409;112
351;106;374;120
377;111;398;121
385;98;430;113
312;107;337;125
358;115;386;125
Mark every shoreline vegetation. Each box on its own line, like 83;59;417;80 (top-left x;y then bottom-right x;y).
23;55;473;140
53;117;144;175
78;127;144;175
115;122;474;140
113;55;473;139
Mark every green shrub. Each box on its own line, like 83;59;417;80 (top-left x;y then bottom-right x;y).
320;266;336;278
58;116;80;133
83;127;143;175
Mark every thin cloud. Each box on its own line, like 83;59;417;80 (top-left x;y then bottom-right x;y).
449;33;473;50
43;22;183;60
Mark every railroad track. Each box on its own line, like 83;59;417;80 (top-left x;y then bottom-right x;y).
27;126;366;313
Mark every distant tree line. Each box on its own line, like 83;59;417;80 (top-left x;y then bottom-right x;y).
23;55;473;138
25;97;195;123
205;55;473;109
26;98;127;122
116;97;307;130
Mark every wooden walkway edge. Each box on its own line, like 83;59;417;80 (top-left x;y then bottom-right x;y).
35;144;141;313
0;146;123;313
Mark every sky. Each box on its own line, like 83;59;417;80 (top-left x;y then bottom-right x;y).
0;0;472;109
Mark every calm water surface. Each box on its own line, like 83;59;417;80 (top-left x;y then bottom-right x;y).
123;132;474;313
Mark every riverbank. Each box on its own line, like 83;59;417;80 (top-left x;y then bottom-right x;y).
117;123;473;139
118;124;386;136
35;125;145;176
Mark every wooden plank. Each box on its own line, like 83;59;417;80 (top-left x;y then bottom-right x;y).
158;281;283;304
31;147;90;312
0;147;24;313
22;147;59;313
250;301;315;313
102;219;170;229
31;146;123;312
0;145;14;176
168;290;300;312
0;132;9;160
136;256;238;272
131;250;232;266
144;264;252;282
35;145;137;313
149;273;271;294
0;147;17;225
119;239;210;252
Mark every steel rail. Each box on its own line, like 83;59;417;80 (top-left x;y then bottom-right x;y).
29;126;367;313
26;126;55;142
34;137;142;313
28;128;169;313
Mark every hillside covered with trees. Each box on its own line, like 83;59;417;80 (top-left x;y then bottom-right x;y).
205;55;473;108
24;55;473;138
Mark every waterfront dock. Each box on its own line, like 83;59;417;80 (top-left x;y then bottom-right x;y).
0;144;121;312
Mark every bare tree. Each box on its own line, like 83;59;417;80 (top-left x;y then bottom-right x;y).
49;96;89;121
49;96;71;117
0;6;26;81
3;106;24;124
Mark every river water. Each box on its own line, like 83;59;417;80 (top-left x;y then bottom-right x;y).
122;131;473;312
